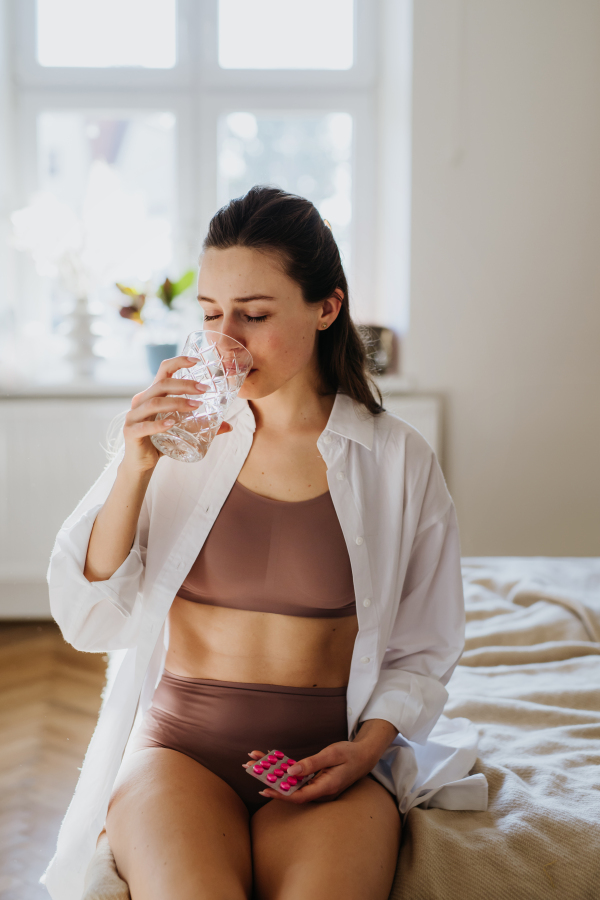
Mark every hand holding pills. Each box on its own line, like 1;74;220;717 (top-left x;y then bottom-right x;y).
244;750;315;796
241;738;380;805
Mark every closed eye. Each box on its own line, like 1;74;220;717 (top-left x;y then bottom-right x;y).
203;313;268;324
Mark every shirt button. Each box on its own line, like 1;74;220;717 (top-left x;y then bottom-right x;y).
363;598;371;607
360;656;370;664
324;435;333;444
336;471;345;481
347;706;353;716
355;535;364;545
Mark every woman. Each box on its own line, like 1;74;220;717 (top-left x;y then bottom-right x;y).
42;187;487;900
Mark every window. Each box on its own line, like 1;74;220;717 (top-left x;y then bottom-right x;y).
218;0;354;70
2;0;411;384
37;0;177;69
218;112;353;267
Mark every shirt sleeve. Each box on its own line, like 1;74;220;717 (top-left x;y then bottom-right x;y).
47;449;149;653
359;455;465;744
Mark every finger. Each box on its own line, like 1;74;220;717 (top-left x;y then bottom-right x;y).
259;774;338;805
242;749;267;769
131;377;207;410
128;418;178;439
154;355;200;382
287;744;346;777
126;396;202;426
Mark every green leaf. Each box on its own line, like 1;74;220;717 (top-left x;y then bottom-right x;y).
171;269;195;297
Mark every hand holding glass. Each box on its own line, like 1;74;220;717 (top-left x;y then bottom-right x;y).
150;331;253;463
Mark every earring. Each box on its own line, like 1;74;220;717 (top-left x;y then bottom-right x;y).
321;323;328;330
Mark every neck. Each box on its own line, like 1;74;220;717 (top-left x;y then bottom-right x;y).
248;368;336;435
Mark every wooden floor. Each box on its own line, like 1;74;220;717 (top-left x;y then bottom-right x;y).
0;622;107;900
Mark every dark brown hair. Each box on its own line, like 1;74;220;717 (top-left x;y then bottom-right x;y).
202;185;383;415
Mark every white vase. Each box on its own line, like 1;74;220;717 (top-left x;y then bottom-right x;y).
63;295;100;380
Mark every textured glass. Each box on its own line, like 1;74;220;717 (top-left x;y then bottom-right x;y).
150;331;253;463
218;112;352;269
218;0;353;70
37;0;176;68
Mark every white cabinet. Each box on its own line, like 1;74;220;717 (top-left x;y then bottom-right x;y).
0;397;130;618
0;388;441;618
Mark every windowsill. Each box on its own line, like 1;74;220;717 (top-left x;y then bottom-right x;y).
0;373;414;400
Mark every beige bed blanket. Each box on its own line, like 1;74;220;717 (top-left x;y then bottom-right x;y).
390;557;600;900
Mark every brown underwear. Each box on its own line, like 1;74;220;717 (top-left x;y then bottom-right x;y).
129;670;349;816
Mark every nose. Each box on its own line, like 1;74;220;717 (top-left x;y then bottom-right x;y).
219;313;246;347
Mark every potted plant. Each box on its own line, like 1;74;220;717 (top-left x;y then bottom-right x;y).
117;270;195;375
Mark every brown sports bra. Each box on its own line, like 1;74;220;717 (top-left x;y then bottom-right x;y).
176;480;357;618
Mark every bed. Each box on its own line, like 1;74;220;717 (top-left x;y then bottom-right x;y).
81;557;600;900
389;556;600;900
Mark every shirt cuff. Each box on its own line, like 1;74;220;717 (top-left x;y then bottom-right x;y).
48;503;144;646
358;669;449;745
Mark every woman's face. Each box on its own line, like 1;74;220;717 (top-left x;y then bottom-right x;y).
196;245;341;400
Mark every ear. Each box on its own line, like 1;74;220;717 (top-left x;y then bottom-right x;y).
318;289;344;329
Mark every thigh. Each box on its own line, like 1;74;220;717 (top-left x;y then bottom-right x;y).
251;775;401;900
106;748;253;900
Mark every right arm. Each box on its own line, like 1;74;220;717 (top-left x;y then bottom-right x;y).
49;355;231;651
82;355;231;584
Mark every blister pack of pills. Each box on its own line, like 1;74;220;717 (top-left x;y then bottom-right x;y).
245;750;315;795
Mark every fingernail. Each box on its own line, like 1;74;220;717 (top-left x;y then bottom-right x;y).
287;765;301;775
187;398;201;406
194;383;206;391
164;419;175;426
187;356;198;363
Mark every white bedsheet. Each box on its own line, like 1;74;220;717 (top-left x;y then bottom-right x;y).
389;557;600;900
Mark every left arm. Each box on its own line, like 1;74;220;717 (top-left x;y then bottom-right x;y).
247;504;465;804
247;451;466;805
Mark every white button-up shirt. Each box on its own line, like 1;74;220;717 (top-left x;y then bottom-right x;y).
41;392;488;900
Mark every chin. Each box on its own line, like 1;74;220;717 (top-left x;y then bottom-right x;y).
238;371;280;401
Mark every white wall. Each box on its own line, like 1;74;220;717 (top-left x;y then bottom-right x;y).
405;0;600;556
0;0;17;339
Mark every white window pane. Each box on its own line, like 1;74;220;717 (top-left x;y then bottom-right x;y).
218;0;353;70
218;112;352;268
37;0;176;68
38;110;176;283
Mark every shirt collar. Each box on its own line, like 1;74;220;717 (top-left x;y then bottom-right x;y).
324;392;374;450
226;391;374;450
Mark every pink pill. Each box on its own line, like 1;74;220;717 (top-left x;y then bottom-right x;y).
266;774;277;783
274;751;284;759
267;755;278;764
279;782;290;791
260;762;271;770
287;759;296;766
287;776;298;786
280;762;289;771
253;765;264;774
273;768;284;777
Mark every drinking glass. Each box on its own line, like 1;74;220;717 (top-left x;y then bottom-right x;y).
150;330;253;463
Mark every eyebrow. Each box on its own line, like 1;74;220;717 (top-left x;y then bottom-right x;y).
197;294;276;304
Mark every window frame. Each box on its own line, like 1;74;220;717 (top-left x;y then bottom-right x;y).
197;89;376;320
14;0;194;89
15;89;194;329
5;0;388;355
198;0;376;90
